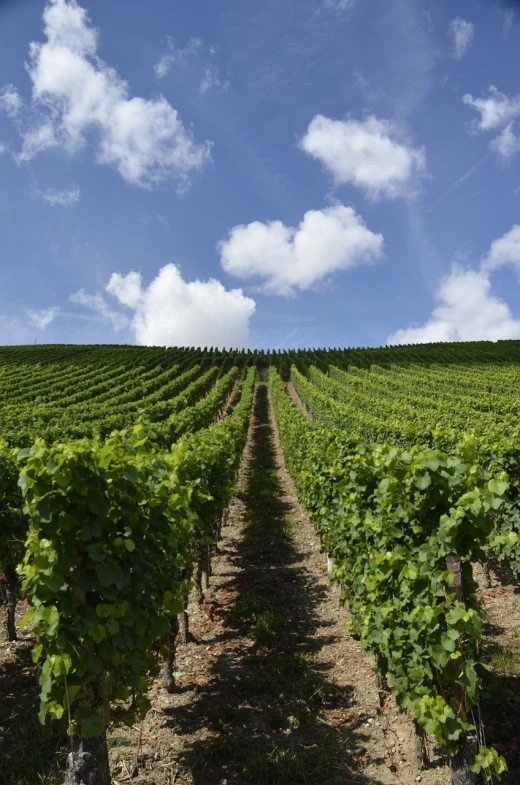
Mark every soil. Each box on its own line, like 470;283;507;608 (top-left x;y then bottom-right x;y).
108;383;450;785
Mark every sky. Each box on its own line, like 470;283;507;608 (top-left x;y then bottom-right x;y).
1;0;520;349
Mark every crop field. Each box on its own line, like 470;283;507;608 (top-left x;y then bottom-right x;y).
1;341;520;785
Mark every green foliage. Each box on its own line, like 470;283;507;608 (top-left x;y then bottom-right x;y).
18;420;195;737
269;366;508;774
0;443;26;577
16;367;257;742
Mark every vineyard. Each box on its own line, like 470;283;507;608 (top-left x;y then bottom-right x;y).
1;341;520;785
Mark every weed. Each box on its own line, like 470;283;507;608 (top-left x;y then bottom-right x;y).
251;610;282;645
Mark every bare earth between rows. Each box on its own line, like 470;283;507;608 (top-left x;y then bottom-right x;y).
108;382;451;785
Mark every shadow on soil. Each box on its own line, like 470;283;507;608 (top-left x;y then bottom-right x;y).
0;634;67;785
163;383;389;785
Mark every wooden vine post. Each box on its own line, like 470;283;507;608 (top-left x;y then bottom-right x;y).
446;555;480;785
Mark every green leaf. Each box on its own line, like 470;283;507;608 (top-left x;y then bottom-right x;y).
90;625;106;643
96;561;124;588
80;712;105;738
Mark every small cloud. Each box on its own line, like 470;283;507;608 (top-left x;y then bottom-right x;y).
37;186;80;207
463;85;520;132
154;36;204;79
0;84;22;119
299;114;426;200
449;17;475;60
463;85;520;163
199;66;229;94
27;306;59;330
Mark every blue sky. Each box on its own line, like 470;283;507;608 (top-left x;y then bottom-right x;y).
1;0;520;349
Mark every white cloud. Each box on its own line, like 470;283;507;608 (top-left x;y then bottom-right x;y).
27;306;60;330
218;204;384;296
481;224;520;275
0;85;23;119
463;86;520;132
105;264;255;348
299;115;425;200
154;36;203;79
490;122;520;161
37;185;80;206
388;267;520;344
449;18;474;60
69;289;129;332
389;225;520;345
199;66;228;94
4;0;211;188
462;86;520;163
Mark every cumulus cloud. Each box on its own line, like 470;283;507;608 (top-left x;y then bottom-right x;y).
463;86;520;162
27;306;59;330
218;204;384;296
69;289;129;332
389;225;520;345
2;0;211;187
104;264;255;348
37;185;80;206
388;268;520;344
299;115;425;200
449;18;475;60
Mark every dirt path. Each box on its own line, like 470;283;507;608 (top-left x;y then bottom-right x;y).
110;383;450;784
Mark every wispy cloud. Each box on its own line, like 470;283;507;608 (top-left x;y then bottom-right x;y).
154;36;229;95
199;66;229;94
27;306;59;330
503;9;514;39
449;18;475;60
69;289;129;332
323;0;353;11
154;36;204;79
37;186;80;207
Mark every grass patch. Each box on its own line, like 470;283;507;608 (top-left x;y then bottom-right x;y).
487;640;520;676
